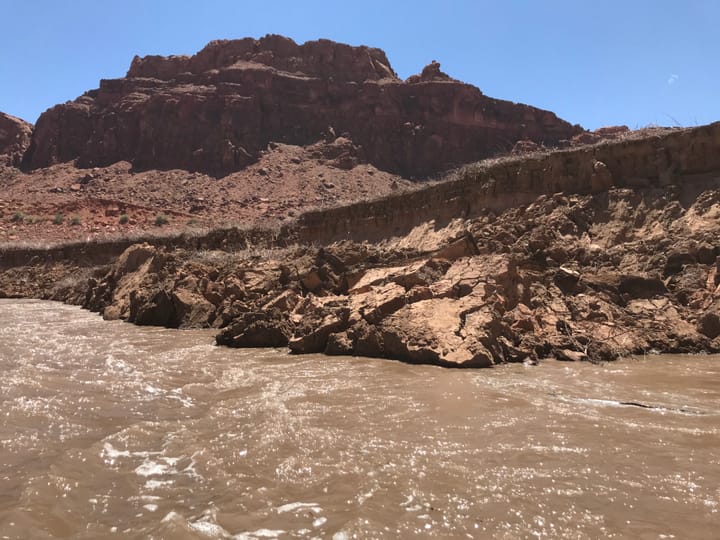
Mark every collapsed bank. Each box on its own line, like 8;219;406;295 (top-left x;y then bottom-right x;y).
2;123;720;367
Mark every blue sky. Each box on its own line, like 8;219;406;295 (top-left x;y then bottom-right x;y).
2;1;718;130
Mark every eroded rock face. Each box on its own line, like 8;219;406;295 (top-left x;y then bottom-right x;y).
4;166;720;367
23;35;581;177
69;172;720;368
0;113;32;167
4;121;720;368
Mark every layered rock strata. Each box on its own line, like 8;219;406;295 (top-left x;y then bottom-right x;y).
4;122;717;266
294;122;720;243
23;35;581;177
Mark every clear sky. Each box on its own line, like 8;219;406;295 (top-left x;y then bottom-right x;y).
2;0;718;130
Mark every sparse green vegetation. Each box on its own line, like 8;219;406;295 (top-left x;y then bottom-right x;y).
53;213;64;225
70;215;81;226
119;214;129;225
154;214;169;226
11;212;24;223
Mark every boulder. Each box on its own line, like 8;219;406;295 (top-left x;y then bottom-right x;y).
114;243;158;277
432;233;479;261
348;260;447;294
287;294;351;353
349;282;407;324
553;348;589;362
618;274;667;299
374;298;495;367
289;309;350;354
216;309;293;347
261;290;300;312
129;289;175;326
590;160;614;193
664;251;697;276
511;139;541;155
430;254;515;300
418;61;453;82
697;311;720;339
86;244;168;322
325;331;355;355
553;266;582;295
593;125;630;138
172;289;215;328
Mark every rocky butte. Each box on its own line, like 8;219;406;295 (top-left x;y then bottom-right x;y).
1;36;720;367
23;34;581;177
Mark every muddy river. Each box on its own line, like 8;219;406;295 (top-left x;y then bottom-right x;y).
0;300;718;539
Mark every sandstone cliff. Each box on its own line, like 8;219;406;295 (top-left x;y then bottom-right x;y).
22;35;581;177
0;113;32;167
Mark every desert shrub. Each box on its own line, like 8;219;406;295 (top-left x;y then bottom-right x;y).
53;213;64;225
154;214;169;226
10;212;24;222
70;215;81;226
119;214;129;224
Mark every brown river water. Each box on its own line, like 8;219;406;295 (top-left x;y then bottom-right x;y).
0;299;718;539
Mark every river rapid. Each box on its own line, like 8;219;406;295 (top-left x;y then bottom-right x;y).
0;299;718;539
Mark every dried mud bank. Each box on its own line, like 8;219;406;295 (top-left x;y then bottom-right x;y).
0;226;283;269
2;123;720;367
294;122;720;243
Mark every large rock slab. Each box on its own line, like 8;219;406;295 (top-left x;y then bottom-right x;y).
377;298;494;367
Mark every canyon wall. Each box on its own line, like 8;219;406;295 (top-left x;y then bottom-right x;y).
22;35;581;177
